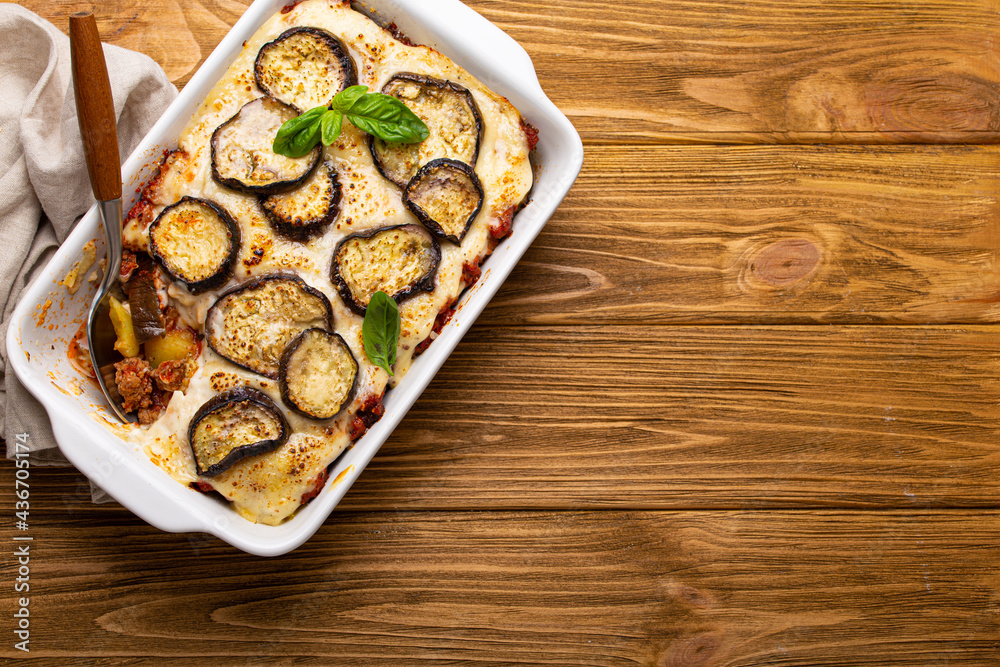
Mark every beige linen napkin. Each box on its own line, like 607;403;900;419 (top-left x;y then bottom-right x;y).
0;6;177;476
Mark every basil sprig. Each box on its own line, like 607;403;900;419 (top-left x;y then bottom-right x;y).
273;85;429;157
362;291;400;376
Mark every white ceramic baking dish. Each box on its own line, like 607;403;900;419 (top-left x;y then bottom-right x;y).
6;0;582;556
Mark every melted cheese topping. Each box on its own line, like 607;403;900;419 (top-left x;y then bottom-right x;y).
125;0;532;525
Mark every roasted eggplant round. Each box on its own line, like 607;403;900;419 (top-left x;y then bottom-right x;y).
370;73;483;188
332;224;440;315
260;161;341;240
279;328;358;420
148;197;241;293
254;27;357;113
403;158;484;244
188;387;290;477
211;97;321;195
205;274;334;378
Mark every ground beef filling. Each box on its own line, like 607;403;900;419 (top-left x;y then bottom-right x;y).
114;357;153;413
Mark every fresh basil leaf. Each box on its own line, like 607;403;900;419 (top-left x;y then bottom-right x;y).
274;92;428;157
273;105;326;157
362;291;400;376
330;85;368;113
344;93;430;143
291;121;323;157
320;110;343;146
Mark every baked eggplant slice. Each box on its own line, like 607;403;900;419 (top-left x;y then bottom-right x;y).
370;73;483;187
260;162;341;240
205;274;334;378
403;158;484;244
254;27;357;113
127;254;166;344
211;97;321;195
188;387;290;477
148;197;241;293
332;224;440;314
279;328;358;420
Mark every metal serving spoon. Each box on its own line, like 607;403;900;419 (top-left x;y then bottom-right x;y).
70;12;133;423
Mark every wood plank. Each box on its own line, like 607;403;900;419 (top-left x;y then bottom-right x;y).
360;325;1000;510
17;0;1000;143
472;0;1000;144
17;325;1000;511
2;506;998;663
480;144;1000;325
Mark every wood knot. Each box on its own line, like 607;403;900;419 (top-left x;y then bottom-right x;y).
749;239;820;288
866;74;1000;134
678;585;711;609
659;633;722;667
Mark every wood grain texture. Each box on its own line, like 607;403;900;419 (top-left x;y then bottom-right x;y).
17;0;1000;143
481;144;1000;325
472;0;1000;144
17;325;1000;511
5;1;1000;663
336;325;1000;510
1;504;998;664
25;0;248;84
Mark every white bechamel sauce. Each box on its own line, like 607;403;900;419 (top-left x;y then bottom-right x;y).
123;0;532;525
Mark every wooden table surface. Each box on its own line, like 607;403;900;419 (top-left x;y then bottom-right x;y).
3;1;1000;664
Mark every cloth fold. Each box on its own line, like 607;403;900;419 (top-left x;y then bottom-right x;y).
0;5;177;483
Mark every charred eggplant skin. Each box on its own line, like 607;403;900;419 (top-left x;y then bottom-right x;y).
260;162;341;241
128;254;166;344
279;328;358;420
331;224;441;315
370;73;484;188
188;387;290;477
403;158;484;245
210;97;321;195
148;196;241;293
253;27;357;113
205;273;335;379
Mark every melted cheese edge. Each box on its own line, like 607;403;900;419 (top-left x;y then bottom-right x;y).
123;0;532;525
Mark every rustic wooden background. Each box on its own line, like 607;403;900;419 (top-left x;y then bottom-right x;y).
3;0;1000;663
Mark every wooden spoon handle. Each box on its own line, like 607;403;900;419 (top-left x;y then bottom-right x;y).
69;12;121;202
